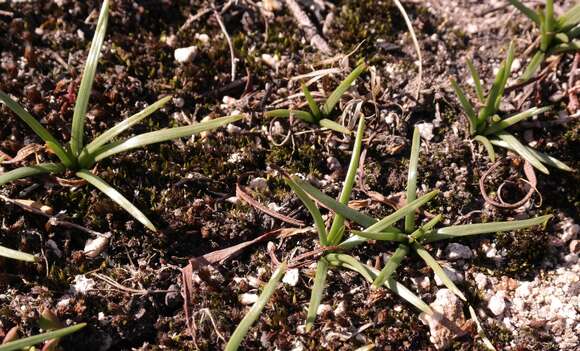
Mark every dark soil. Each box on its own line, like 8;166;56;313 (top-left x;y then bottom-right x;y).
0;0;578;350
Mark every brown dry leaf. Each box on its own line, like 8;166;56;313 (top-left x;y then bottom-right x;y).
10;199;54;215
0;143;44;164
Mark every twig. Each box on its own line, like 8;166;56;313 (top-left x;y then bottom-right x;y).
283;0;332;54
213;9;236;82
567;53;579;114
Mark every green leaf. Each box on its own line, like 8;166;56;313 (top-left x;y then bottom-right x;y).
225;262;286;351
302;85;321;120
292;178;376;229
557;4;580;31
322;63;367;115
541;0;555;52
285;176;328;245
409;214;444;242
327;117;365;244
318;118;351;135
0;323;86;351
350;230;408;242
466;59;485;103
494;41;515;110
483;106;552;135
45;141;75;169
339;190;439;250
372;244;409;288
76;170;157;232
325;254;433;315
93;115;242;162
0;163;66;187
508;0;541;25
494;132;549;174
424;215;553;242
264;109;315;123
82;96;172;161
304;258;329;332
414;242;466;301
521;51;545;81
474;135;496;162
469;306;497;351
405;126;420;233
70;0;109;156
449;78;477;135
0;245;36;262
519;144;573;172
0;91;69;158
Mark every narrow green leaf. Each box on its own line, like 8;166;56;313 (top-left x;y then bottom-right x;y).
520;145;573;172
494;132;549;174
479;62;505;123
350;230;408;242
327;117;364;244
484;106;552;135
83;96;172;157
76;170;157;232
339;190;440;250
466;59;485;103
304;258;329;332
372;244;409;288
414;242;466;301
0;163;65;187
93;115;242;162
508;0;541;25
285;176;328;245
494;41;515;110
325;254;433;315
302;85;321;120
0;91;68;158
0;323;86;351
225;262;286;351
409;214;444;242
469;306;497;351
405;126;420;233
0;245;36;262
424;215;553;242
474;135;496;162
293;179;376;229
557;4;580;31
70;0;109;156
521;51;545;81
322;63;367;115
541;0;555;52
318;118;351;135
548;39;580;54
45;141;75;168
264;109;315;123
449;78;477;135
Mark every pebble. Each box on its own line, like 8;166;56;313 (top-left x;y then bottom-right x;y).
419;289;465;350
174;46;197;63
239;293;258;305
416;122;434;141
488;292;506;316
445;243;473;260
316;304;332;315
282;268;299;286
249;177;268;192
434;266;463;286
411;276;431;292
474;272;488;290
570;240;580;253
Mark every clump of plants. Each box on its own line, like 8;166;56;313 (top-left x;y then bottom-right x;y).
508;0;579;81
0;0;242;240
450;41;572;174
265;62;366;134
224;122;552;350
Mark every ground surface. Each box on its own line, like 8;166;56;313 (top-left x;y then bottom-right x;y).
0;0;578;350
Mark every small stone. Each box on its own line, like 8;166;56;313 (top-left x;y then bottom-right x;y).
411;276;431;292
249;177;268;192
239;293;258;305
227;124;241;134
488;292;506;316
562;224;579;242
316;304;332;315
515;282;531;298
570;240;580;253
446;243;473;260
419;289;465;350
271;121;284;136
194;33;210;44
474;273;488;290
174;46;197;63
326;156;341;171
282;268;299;286
83;233;111;258
334;301;347;317
564;253;578;264
434;266;463;286
416;122;434;141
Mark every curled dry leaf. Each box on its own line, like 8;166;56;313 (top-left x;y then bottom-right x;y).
83;233;112;258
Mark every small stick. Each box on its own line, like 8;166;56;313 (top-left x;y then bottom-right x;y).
283;0;331;54
213;9;236;82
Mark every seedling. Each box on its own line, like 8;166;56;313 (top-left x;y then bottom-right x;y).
0;323;85;351
0;0;242;232
265;62;367;134
508;0;580;81
450;41;572;174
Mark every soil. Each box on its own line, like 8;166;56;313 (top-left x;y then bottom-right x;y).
0;0;578;350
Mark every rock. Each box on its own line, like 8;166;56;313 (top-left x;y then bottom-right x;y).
569;240;580;253
434;266;463;286
227;124;241;134
416;122;434;141
488;292;507;316
316;304;332;315
326;156;341;171
446;243;473;260
334;301;347;317
562;224;579;243
563;253;578;264
249;177;268;192
515;282;531;298
419;289;465;350
83;233;111;258
174;46;197;63
474;273;488;290
239;293;258;305
282;268;299;286
411;276;431;292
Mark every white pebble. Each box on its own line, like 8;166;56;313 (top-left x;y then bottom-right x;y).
488;292;507;316
282;268;300;286
174;46;198;63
